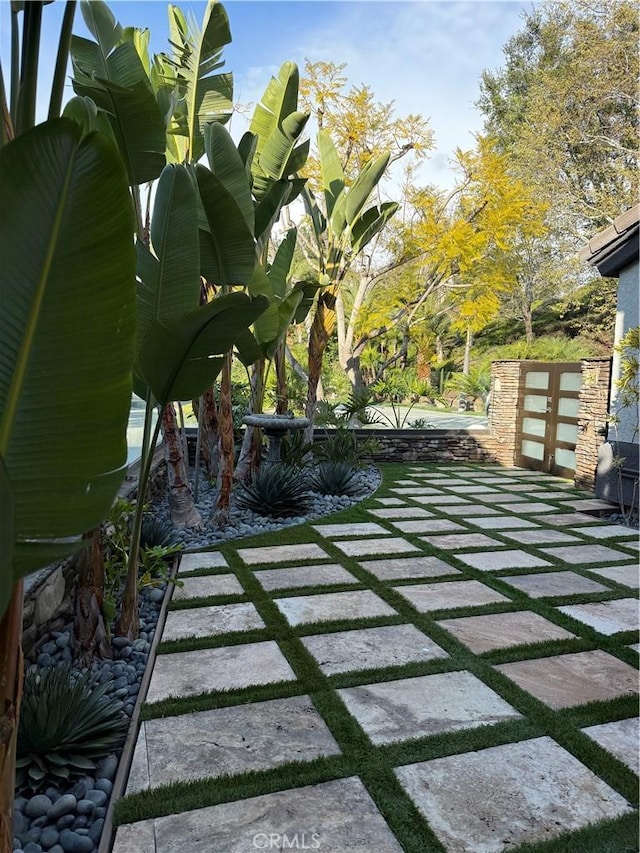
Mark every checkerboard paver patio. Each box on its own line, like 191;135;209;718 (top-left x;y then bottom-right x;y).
114;464;639;853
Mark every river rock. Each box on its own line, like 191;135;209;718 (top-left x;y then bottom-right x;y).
47;795;76;821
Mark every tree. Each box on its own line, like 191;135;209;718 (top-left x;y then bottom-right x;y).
0;1;138;840
478;0;639;235
341;137;548;391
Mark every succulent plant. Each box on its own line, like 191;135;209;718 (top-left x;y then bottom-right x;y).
16;666;127;792
236;465;312;518
309;462;363;496
139;515;180;550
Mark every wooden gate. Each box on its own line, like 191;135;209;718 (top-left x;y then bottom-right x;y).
515;362;582;478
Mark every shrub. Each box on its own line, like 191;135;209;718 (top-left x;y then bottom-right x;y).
309;462;363;496
236;465;312;517
16;666;127;792
313;427;380;466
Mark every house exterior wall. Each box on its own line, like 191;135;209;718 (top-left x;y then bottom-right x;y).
609;258;639;444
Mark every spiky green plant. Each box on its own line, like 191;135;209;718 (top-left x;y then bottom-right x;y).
139;515;180;550
236;466;312;517
16;666;127;792
309;462;363;496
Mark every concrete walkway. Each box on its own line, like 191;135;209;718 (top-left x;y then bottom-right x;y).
112;465;639;853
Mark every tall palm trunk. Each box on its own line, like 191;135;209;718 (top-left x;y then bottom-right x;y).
162;403;202;528
215;353;235;522
235;359;265;483
0;581;24;853
196;386;219;480
274;342;288;414
304;299;334;442
73;528;111;667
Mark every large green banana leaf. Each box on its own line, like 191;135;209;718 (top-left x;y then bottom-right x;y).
318;130;345;218
0;118;136;603
168;0;233;162
136;164;200;393
249;61;299;159
138;293;268;403
350;201;400;255
204;122;254;234
330;150;391;235
196;163;256;285
71;2;166;185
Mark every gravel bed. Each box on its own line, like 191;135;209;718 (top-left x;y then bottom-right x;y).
13;465;381;852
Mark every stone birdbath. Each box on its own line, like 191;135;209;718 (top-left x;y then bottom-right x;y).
242;413;311;466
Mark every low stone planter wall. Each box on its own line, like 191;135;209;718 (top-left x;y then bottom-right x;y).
312;427;501;464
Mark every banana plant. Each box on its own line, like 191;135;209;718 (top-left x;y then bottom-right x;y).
302;130;399;437
118;161;267;637
0;0;138;839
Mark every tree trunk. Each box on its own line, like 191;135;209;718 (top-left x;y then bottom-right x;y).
215;353;235;522
0;581;24;853
197;387;219;480
162;403;202;528
522;303;534;343
463;327;473;375
274;342;288;415
73;528;111;668
304;300;333;442
235;359;265;484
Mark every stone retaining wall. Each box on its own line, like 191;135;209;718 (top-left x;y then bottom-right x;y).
575;358;611;492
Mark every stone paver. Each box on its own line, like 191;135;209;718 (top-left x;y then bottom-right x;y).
420;532;503;550
302;624;449;675
392;519;465;534
588;564;639;587
540;544;633;564
393;580;510;612
332;537;420;557
437;503;503;516
146;642;296;703
445;485;499;494
237;543;329;564
275;589;395;626
570;524;639;540
496;501;558;513
534;512;600;526
178;551;227;573
395;736;632;853
528;490;579;499
339;671;521;745
162;603;265;642
466;516;539;529
313;522;390;538
127;696;341;793
390;486;443;495
499;528;582;545
374;497;406;506
581;717;640;774
501;570;608;598
411;494;470;505
113;777;403;853
558;498;617;511
557;597;639;635
368;507;434;519
477;493;530;503
454;549;551;572
253;563;356;591
495;650;639;709
172;574;243;600
358;556;461;581
437;610;574;653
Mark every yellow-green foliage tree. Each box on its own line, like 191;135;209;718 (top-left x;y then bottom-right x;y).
350;136;548;389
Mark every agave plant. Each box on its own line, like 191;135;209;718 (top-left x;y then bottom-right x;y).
16;666;127;792
236;466;312;518
139;515;180;550
309;462;363;497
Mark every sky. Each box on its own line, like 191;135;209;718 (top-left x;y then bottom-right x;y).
0;0;538;188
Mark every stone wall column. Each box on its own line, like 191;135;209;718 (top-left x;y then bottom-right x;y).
488;361;523;466
574;358;611;491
